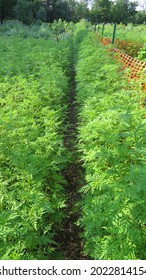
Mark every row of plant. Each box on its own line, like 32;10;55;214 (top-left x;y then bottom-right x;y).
1;21;145;260
0;35;74;259
76;33;146;259
0;19;75;40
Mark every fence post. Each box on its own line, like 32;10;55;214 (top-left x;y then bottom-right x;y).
112;23;116;44
102;23;105;36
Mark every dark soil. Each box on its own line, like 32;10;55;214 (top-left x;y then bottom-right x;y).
54;70;87;260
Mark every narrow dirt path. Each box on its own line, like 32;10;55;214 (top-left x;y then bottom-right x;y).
55;68;87;259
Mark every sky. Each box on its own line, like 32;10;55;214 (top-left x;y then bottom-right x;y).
87;0;146;10
134;0;146;10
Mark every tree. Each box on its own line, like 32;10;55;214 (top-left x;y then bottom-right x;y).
0;0;139;24
14;0;43;24
110;0;138;23
0;0;17;24
90;0;112;23
128;1;138;22
36;5;47;21
134;10;146;24
14;0;35;24
40;0;68;22
65;0;78;21
75;0;89;21
13;0;80;24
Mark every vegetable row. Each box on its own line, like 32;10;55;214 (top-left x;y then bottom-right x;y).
76;33;146;260
0;36;72;259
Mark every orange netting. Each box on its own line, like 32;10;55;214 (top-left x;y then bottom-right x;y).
100;37;146;92
101;37;111;46
112;47;146;91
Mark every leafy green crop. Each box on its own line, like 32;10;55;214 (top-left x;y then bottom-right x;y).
1;21;145;260
0;35;73;259
138;44;146;62
76;33;146;260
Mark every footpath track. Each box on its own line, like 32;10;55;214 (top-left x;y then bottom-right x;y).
58;37;146;259
55;68;87;260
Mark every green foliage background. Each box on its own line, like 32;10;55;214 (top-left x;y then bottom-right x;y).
0;0;145;25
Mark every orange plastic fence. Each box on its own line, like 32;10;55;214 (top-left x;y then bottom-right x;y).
100;37;146;92
101;37;143;56
101;37;111;46
112;47;146;90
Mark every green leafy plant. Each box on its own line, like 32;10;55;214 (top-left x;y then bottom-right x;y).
76;33;146;260
138;44;146;62
0;34;74;259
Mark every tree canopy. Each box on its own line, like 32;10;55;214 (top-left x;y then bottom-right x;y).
0;0;145;24
0;0;17;24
